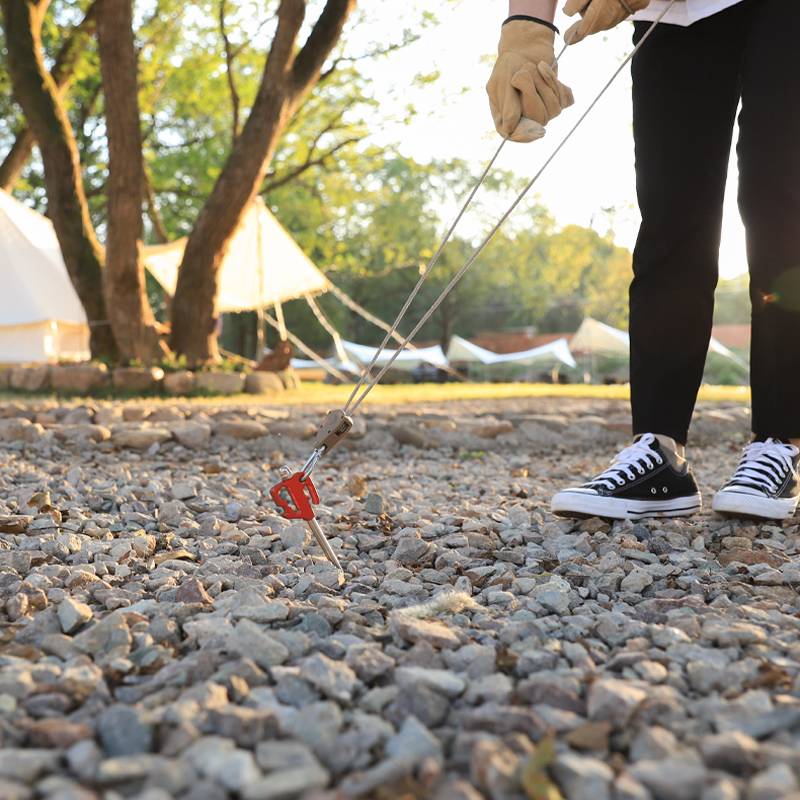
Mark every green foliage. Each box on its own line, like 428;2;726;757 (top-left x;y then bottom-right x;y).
714;273;750;325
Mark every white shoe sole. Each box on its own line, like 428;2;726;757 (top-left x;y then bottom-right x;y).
551;491;702;521
712;491;799;520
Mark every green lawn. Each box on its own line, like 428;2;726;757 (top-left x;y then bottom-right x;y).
0;382;751;407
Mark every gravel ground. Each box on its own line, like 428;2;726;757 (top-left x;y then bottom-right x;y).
2;394;800;800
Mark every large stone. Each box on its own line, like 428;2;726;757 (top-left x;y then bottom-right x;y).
97;705;155;756
172;423;211;448
552;753;614;800
73;613;132;657
587;679;647;727
10;365;51;392
112;367;164;393
213;420;268;440
628;756;707;800
54;424;111;443
0;418;44;443
163;370;196;396
195;372;245;395
50;363;109;394
389;613;462;650
245;372;284;394
57;597;93;635
111;427;172;449
228;619;290;668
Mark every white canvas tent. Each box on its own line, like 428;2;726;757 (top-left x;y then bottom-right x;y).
143;197;330;312
0;190;90;364
446;335;577;369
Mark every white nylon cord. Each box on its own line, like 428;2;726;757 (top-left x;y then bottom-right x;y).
263;311;354;384
342;2;676;416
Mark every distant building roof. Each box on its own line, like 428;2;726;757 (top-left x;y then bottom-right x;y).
710;324;750;350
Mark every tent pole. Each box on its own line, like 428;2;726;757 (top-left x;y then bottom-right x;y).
256;306;265;360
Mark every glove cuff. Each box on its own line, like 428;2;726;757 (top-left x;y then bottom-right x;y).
503;15;559;34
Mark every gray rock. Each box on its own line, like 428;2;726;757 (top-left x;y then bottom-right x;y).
614;772;654;800
386;714;443;763
240;761;329;800
0;749;62;783
393;536;430;564
553;752;614;800
299;653;358;702
747;763;798;800
229;619;290;668
699;731;762;774
365;492;390;514
97;704;154;756
629;756;707;800
629;727;679;762
279;526;310;549
284;701;344;749
73;613;132;657
587;679;647;727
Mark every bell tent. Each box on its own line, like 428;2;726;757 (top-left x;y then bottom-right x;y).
0;190;90;365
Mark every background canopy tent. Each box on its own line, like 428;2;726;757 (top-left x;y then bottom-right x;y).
446;335;577;369
143;197;330;312
341;340;449;373
0;190;90;364
569;317;630;356
570;316;748;370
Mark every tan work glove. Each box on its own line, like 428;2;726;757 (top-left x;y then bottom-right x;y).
487;18;575;143
563;0;651;44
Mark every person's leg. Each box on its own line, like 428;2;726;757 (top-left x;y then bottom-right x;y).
629;12;746;445
737;0;800;440
552;9;747;520
712;0;800;520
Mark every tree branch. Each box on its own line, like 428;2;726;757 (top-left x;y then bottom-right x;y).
290;0;356;99
0;0;98;191
262;134;362;193
219;0;241;143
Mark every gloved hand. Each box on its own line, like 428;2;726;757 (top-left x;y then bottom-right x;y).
563;0;651;44
487;18;575;143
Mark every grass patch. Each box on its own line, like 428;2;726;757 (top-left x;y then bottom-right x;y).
0;382;751;407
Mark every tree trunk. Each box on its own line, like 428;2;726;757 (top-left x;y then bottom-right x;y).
0;2;96;192
170;0;355;362
96;0;168;363
0;0;117;360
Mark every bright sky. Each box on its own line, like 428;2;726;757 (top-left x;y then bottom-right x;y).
364;0;747;279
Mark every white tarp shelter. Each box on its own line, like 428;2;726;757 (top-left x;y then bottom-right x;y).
569;317;630;356
446;335;577;369
143;197;330;312
569;316;747;370
0;190;90;364
341;340;449;373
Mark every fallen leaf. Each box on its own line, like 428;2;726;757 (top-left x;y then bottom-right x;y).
521;737;564;800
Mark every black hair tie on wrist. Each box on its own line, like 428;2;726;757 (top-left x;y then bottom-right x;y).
503;15;559;33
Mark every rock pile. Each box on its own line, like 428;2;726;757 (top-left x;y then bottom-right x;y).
1;396;798;800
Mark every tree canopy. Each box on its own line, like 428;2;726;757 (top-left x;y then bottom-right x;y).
0;0;634;365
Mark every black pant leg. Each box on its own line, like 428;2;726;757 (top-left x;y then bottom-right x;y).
738;0;800;439
629;12;746;444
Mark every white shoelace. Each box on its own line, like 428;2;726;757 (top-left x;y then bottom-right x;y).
727;438;799;494
586;433;664;491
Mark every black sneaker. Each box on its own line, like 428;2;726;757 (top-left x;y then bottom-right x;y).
550;433;702;520
712;438;800;520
